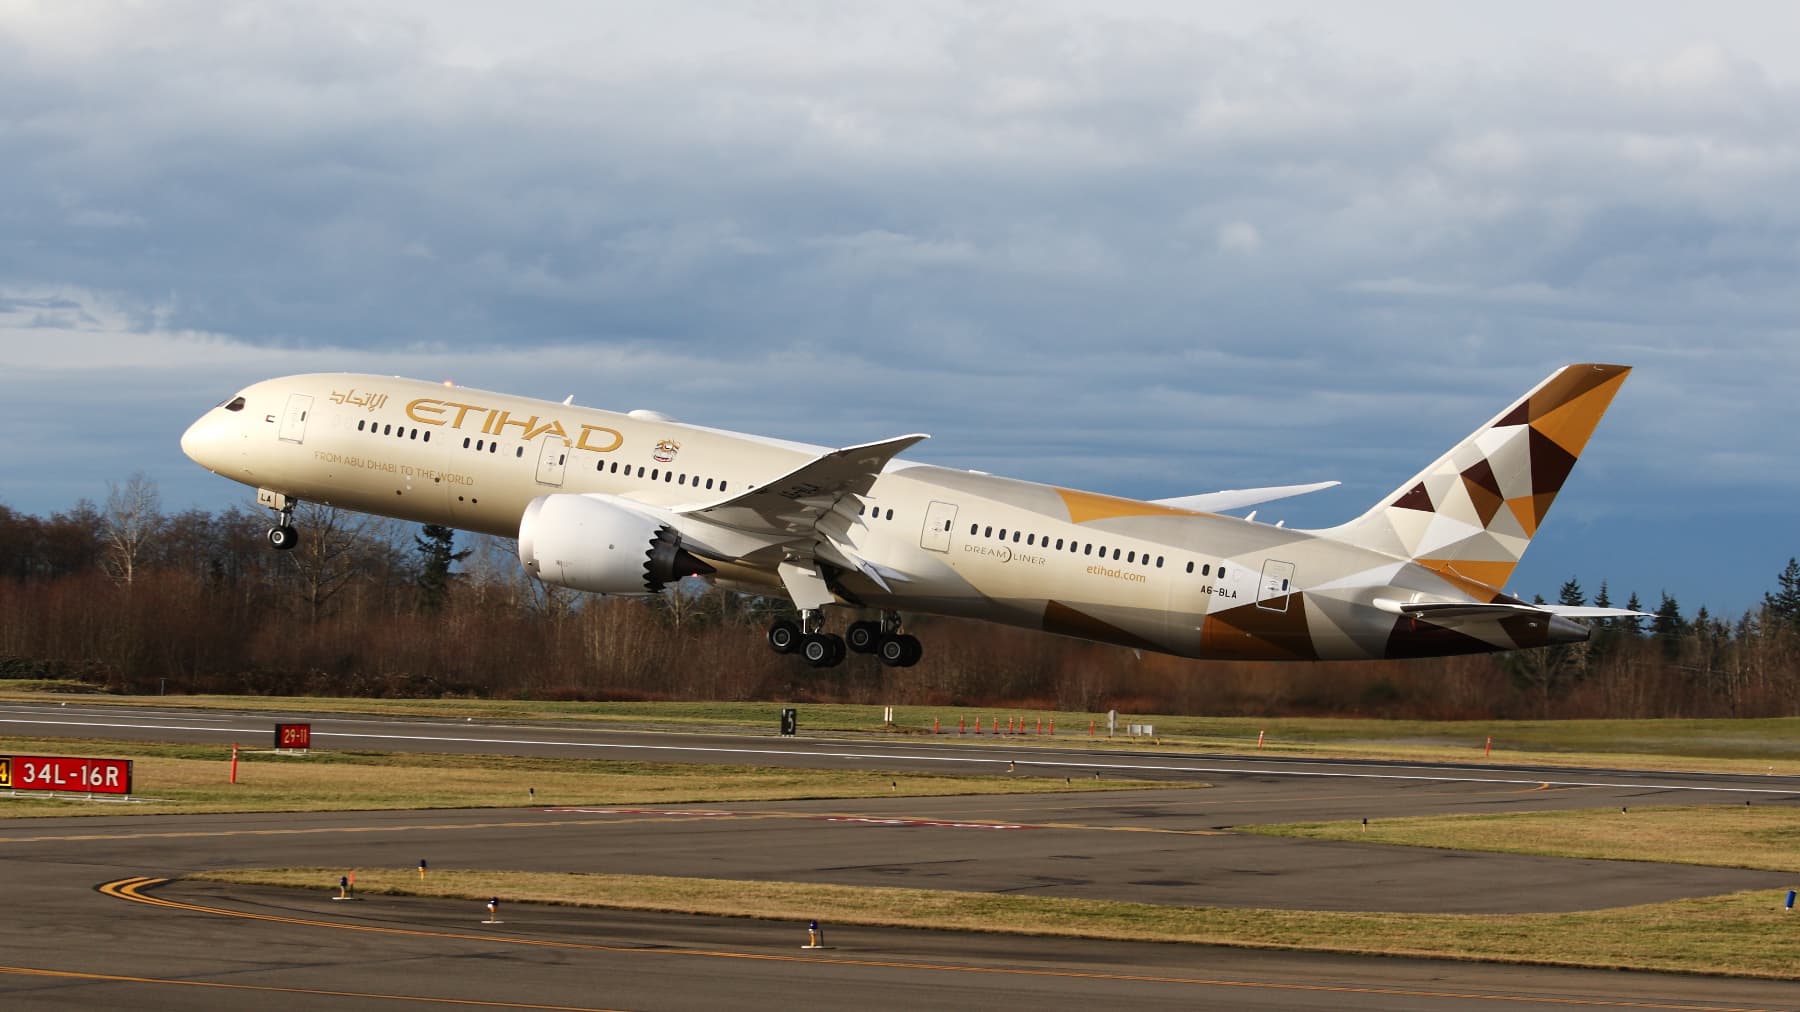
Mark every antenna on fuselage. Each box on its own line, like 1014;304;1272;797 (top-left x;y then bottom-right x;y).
562;395;574;405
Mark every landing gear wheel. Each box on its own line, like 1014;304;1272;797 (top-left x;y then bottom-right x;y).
844;620;881;654
877;634;922;668
267;525;299;551
767;619;801;655
801;633;846;668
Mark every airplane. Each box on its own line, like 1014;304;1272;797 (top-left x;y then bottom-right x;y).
181;363;1639;668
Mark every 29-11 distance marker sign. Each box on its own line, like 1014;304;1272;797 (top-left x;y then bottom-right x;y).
0;755;133;795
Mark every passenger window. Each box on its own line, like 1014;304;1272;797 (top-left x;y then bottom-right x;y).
357;420;366;431
998;528;1006;540
1011;531;1020;542
1155;556;1163;568
516;446;524;457
383;424;391;435
489;443;497;453
637;466;645;477
1027;534;1035;546
705;478;714;489
1127;551;1135;563
1055;538;1064;550
463;437;470;448
1112;548;1120;560
1084;544;1092;556
665;471;673;482
969;524;978;536
885;509;894;520
1186;561;1194;573
1218;566;1227;578
984;526;993;537
720;481;728;492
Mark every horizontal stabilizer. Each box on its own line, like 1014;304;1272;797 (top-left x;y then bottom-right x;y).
1539;605;1654;620
1375;598;1646;626
1152;481;1340;514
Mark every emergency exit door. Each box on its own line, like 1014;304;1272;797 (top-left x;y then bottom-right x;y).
920;501;959;553
279;394;312;444
1257;559;1296;612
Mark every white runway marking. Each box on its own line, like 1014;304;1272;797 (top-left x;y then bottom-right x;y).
4;713;1798;796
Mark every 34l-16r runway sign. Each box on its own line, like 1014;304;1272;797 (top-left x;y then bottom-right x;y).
0;755;133;795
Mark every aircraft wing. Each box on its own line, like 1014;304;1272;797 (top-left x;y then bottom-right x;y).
675;433;930;538
1152;481;1339;514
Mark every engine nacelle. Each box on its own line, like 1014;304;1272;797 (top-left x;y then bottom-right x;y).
518;494;714;595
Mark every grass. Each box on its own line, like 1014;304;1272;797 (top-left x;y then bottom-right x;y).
5;684;1798;774
196;867;1800;979
0;736;1170;818
1248;804;1800;872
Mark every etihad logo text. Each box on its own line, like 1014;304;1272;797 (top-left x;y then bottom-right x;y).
405;398;623;452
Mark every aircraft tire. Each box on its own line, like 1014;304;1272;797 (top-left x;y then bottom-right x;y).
802;633;845;668
878;634;923;667
897;634;923;667
767;619;801;654
267;525;299;551
845;620;880;653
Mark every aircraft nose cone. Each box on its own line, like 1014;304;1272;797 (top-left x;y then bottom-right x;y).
181;413;224;469
180;416;205;463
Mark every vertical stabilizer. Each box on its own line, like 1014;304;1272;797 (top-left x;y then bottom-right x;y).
1319;364;1631;595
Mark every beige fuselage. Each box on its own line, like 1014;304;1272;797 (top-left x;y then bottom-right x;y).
182;373;1569;661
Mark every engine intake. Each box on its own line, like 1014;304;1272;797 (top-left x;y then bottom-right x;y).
518;494;714;595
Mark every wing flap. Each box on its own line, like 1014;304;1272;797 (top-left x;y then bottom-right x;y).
677;433;930;537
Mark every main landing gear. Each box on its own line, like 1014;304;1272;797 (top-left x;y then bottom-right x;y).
768;609;921;668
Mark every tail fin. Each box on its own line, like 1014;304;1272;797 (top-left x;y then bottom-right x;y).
1321;363;1631;594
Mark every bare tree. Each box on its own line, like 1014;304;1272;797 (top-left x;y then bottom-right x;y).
100;472;161;587
283;503;393;623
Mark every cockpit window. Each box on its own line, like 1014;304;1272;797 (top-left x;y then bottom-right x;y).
223;396;246;412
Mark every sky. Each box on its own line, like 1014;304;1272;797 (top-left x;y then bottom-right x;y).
2;1;1797;617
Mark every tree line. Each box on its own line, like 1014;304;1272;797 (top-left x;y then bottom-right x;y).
2;476;1798;719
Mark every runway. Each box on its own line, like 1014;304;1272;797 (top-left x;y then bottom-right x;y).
3;700;1798;1009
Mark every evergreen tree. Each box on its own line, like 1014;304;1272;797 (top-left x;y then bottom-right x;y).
1622;592;1645;637
1765;558;1800;630
414;524;471;613
1651;592;1686;658
1589;580;1621;662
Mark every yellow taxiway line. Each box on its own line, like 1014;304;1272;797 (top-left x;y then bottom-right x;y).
83;877;1790;1011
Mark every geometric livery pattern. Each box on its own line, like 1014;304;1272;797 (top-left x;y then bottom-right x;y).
1324;364;1631;596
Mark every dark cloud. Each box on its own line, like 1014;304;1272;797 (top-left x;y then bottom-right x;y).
2;2;1798;613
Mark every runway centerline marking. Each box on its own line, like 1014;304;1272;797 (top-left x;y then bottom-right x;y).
90;877;1792;1011
5;715;1797;796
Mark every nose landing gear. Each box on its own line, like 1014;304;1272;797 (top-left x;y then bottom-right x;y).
265;501;299;551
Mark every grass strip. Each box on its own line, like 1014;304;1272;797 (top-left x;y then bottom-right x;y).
6;686;1798;772
1247;804;1800;872
196;867;1800;980
0;736;1169;818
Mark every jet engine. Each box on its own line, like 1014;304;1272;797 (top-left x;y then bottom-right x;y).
518;494;715;595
